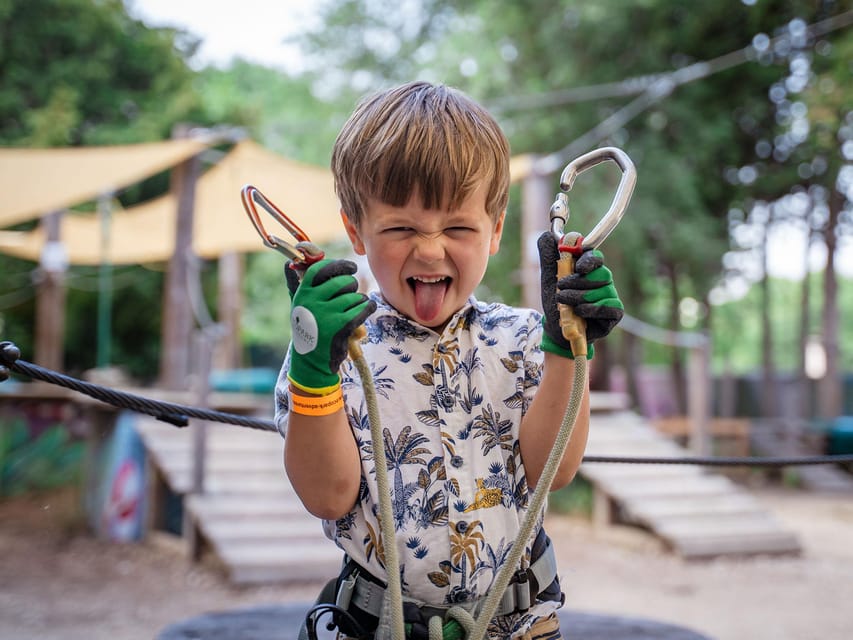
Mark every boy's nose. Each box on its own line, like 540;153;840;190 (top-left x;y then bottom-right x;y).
413;232;445;263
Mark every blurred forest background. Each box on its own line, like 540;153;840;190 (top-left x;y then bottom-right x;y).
1;0;852;426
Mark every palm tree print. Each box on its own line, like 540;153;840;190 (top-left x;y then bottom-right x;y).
454;347;484;413
471;404;514;455
382;426;431;527
433;336;461;410
448;519;485;598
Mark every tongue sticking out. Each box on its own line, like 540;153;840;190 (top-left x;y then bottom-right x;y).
413;279;448;322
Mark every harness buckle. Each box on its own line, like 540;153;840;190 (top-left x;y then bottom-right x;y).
512;568;532;613
336;569;359;612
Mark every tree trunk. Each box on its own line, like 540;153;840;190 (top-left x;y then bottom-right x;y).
797;223;814;422
665;260;686;414
817;188;842;420
759;232;778;419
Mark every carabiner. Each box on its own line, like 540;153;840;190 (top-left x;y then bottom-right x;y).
549;146;637;254
241;184;325;266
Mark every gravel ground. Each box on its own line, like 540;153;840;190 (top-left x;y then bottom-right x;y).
1;486;852;640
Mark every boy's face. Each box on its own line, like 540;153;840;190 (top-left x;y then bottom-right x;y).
341;186;504;330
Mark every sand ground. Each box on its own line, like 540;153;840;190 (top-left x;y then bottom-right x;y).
1;485;852;640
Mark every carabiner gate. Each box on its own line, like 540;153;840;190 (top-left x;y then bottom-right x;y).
549;146;637;253
241;184;324;266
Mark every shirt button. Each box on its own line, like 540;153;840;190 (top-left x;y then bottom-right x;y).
450;455;463;468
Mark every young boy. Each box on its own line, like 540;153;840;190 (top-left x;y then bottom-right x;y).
275;81;623;639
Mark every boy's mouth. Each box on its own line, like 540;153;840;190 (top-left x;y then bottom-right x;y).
408;276;450;322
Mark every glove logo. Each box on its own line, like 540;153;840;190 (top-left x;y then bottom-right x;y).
291;306;319;354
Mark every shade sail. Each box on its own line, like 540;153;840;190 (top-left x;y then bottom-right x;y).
0;139;343;264
0;140;535;265
0;139;211;228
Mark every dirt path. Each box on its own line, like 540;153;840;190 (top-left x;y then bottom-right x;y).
1;486;852;640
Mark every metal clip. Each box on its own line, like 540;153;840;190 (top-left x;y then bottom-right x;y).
549;146;637;252
240;184;324;265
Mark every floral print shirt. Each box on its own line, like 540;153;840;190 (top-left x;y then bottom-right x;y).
275;293;561;637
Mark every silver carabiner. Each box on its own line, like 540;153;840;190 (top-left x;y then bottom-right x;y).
549;146;637;251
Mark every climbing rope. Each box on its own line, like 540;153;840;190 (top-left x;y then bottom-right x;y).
468;355;588;640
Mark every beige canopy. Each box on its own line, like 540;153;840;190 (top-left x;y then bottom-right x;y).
0;140;536;265
1;140;343;264
0;139;210;228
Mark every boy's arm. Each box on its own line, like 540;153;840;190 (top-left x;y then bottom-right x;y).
285;392;362;520
520;354;590;490
280;259;376;520
523;232;623;490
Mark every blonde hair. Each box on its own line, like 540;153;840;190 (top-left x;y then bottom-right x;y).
331;81;510;228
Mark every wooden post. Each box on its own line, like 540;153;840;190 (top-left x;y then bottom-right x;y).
214;251;243;371
34;211;67;371
159;125;201;390
186;328;214;561
520;161;553;311
687;336;711;456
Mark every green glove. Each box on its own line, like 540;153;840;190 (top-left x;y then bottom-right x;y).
537;232;623;359
287;259;376;395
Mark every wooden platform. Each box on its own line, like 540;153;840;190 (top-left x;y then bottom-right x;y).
580;410;802;559
135;417;342;585
135;392;801;586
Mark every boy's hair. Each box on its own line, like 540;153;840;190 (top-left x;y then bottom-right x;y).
332;81;510;228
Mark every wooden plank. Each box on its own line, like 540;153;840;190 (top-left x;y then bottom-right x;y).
581;464;705;481
596;474;736;499
200;518;325;542
673;532;801;559
652;513;789;538
624;493;761;520
217;541;342;584
187;494;306;518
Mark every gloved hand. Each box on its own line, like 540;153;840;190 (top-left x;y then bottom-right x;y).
537;231;623;359
287;258;376;395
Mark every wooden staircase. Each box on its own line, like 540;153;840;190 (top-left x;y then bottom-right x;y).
580;410;802;559
135;417;341;585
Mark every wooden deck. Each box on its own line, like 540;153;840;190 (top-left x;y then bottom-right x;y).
580;410;802;559
134;393;801;585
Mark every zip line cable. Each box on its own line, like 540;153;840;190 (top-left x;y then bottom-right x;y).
521;9;853;174
490;9;853;113
3;340;852;468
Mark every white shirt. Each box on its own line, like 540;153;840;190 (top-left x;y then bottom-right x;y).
276;293;562;637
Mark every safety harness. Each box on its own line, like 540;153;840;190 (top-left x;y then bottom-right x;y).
300;527;562;640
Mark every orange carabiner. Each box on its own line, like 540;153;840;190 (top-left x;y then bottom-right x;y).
241;184;324;266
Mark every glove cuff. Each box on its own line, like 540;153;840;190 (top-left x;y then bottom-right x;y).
287;373;342;397
540;332;595;360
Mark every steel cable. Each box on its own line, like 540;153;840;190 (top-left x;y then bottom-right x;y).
3;340;853;466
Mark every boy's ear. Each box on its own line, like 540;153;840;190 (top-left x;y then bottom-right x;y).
340;210;366;255
489;210;506;256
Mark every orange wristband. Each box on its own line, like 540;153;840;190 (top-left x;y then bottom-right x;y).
289;386;344;416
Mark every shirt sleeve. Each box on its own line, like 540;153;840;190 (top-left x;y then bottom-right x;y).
273;347;293;439
522;309;546;415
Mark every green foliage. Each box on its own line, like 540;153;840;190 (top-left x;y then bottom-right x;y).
0;0;203;145
0;420;84;497
548;475;593;517
198;62;348;166
711;273;853;374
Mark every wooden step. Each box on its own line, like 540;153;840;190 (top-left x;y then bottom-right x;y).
624;493;762;520
216;541;342;584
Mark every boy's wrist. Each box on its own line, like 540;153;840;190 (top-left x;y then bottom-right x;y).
287;372;342;397
540;332;595;360
288;383;344;416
